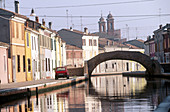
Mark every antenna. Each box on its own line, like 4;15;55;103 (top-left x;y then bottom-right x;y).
101;10;103;17
126;24;129;41
66;10;68;29
3;0;5;9
80;16;83;31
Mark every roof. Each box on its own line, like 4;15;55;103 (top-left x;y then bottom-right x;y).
0;8;28;19
62;29;97;36
0;42;9;48
107;13;113;19
124;43;141;49
99;38;127;48
66;44;83;50
144;37;154;44
123;39;144;49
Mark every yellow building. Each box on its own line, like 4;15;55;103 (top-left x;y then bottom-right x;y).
10;17;27;82
56;36;62;67
25;28;33;81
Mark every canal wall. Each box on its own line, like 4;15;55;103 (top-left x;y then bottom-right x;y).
67;67;84;76
0;76;87;105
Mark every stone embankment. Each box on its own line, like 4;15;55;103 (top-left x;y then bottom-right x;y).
0;76;87;105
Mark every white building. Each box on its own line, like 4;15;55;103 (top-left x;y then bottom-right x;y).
58;27;99;73
31;31;40;80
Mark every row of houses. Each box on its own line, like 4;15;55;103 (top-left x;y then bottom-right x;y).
0;1;66;83
144;24;170;72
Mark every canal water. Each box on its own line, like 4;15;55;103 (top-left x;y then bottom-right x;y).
1;75;170;112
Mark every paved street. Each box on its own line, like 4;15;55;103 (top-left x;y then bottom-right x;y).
0;77;77;91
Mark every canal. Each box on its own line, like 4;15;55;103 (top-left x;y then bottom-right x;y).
1;75;170;112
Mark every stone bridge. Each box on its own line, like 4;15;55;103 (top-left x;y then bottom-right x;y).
84;51;162;78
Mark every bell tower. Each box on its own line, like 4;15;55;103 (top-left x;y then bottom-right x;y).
106;12;114;36
98;13;106;33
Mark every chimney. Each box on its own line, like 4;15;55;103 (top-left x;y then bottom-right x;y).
70;27;73;31
49;22;52;29
84;27;88;34
14;1;19;13
35;16;39;23
42;19;45;26
159;24;162;29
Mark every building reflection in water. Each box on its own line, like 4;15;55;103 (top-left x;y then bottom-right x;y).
0;75;170;112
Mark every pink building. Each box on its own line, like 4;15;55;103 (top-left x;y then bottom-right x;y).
66;44;83;68
0;42;9;84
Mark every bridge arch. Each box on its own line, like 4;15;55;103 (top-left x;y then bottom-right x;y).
84;51;161;78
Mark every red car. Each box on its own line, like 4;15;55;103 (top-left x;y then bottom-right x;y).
55;67;69;80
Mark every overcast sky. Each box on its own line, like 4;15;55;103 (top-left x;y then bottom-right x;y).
2;0;170;40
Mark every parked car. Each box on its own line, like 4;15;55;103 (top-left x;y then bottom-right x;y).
55;67;69;80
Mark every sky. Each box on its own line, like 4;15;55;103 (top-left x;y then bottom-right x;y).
1;0;170;41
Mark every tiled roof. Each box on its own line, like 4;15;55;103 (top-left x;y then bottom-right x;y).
0;8;28;19
99;38;127;48
123;39;144;49
66;44;82;50
124;43;141;49
63;29;97;36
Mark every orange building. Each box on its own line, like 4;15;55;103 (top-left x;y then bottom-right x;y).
0;1;28;82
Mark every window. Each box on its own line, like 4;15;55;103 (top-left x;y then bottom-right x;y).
23;56;25;72
164;38;166;49
48;58;50;71
105;63;108;69
46;58;48;71
28;59;31;72
34;37;36;50
82;39;86;46
51;39;53;50
17;55;20;72
93;40;97;46
54;40;56;51
22;24;24;40
102;25;105;32
110;23;113;29
27;33;29;47
112;63;114;68
89;39;92;46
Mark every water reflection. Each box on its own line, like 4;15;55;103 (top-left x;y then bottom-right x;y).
1;75;170;112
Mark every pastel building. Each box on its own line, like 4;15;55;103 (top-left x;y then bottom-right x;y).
0;42;9;84
66;44;83;68
58;27;99;73
0;1;27;82
25;23;33;81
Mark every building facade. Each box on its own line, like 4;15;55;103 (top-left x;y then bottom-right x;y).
58;27;99;73
0;42;9;84
0;4;28;82
66;44;83;68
